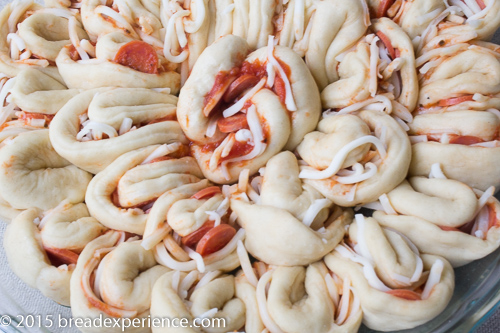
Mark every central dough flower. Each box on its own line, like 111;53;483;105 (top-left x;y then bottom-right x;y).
177;34;321;184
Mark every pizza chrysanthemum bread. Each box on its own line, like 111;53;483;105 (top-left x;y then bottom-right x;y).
4;202;106;305
70;230;170;332
1;0;500;331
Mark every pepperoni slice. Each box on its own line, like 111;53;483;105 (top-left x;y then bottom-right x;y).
376;31;396;59
438;95;474;107
196;224;236;256
449;135;484;146
67;44;80;61
44;247;79;266
223;74;260;103
203;69;239;117
217;113;249;133
191;186;222;200
114;40;159;74
386;289;422;300
439;225;461;232
181;220;215;248
376;0;395;18
476;0;486;10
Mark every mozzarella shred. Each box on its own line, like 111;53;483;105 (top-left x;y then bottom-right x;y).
468;0;495;20
302;198;331;227
379;194;397;215
195;270;222;290
218;106;267;174
118;117;133;135
335;244;392;292
76;120;118;141
298;136;387;180
236;240;259;287
68;17;89;61
8;0;33;33
267;36;297;111
163;10;190;63
417;6;462;52
183;0;206;33
471;204;489;239
95;6;136;34
428;163;448;179
421;259;444;299
222;79;266;118
324;273;340;308
184;246;206;273
335;162;378;184
209;134;235;171
141;142;181;164
335;277;351;325
338;95;393;115
256;270;285;333
476;186;495;214
178;270;199;299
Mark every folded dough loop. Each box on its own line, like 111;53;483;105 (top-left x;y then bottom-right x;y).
325;215;455;330
416;44;500;112
386;177;478;227
10;68;80;115
71;230;169;333
56;31;180;91
277;0;369;91
321;18;418;120
418;0;500;53
160;0;213;82
81;0;163;44
86;144;202;235
299;110;411;206
233;259;362;333
373;189;500;267
380;0;446;41
151;270;245;333
49;88;187;174
144;180;242;273
0;1;63;79
266;262;362;333
0;71;60;147
178;34;319;183
230;151;352;266
408;111;500;190
0;129;91;211
4;203;106;305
